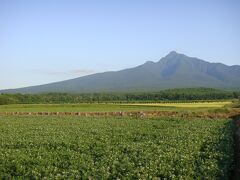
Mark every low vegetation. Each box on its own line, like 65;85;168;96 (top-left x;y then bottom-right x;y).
0;116;234;179
0;101;232;113
126;101;231;108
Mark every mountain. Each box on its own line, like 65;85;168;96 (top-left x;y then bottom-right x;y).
1;51;240;93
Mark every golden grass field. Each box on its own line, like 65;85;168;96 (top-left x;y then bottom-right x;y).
125;101;232;108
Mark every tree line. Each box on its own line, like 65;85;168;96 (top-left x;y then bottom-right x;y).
0;88;239;105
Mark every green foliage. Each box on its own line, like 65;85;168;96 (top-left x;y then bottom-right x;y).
208;108;230;113
0;116;234;179
231;100;240;108
228;98;240;108
0;88;236;105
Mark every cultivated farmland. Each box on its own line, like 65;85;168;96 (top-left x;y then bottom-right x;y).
0;116;234;179
0;101;232;113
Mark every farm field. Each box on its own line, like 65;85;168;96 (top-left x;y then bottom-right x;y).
1;0;239;179
0;116;234;179
0;101;232;113
127;101;232;108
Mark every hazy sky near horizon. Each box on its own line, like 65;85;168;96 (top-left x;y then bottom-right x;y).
0;0;239;89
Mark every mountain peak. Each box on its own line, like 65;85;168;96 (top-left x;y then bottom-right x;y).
165;51;182;57
1;52;240;93
161;51;189;63
169;51;178;55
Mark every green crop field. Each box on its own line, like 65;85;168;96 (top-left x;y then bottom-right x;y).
0;101;232;113
0;116;234;179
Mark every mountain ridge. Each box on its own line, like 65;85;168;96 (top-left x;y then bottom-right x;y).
1;51;240;93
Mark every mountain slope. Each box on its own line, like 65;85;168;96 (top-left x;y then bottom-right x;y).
1;51;240;93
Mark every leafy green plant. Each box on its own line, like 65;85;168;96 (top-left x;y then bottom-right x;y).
0;116;234;179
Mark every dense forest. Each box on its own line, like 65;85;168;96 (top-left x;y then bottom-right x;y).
0;88;239;105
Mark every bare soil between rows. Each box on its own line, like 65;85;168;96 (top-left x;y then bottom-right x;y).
0;109;240;119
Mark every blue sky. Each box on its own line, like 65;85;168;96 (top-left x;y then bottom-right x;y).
0;0;239;89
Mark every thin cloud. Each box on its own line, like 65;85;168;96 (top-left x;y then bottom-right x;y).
48;71;68;75
48;68;96;76
70;69;96;75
